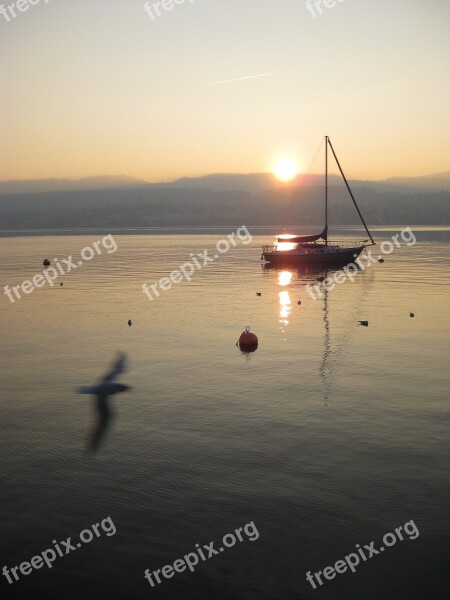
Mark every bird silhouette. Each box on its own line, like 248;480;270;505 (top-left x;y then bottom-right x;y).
76;352;131;452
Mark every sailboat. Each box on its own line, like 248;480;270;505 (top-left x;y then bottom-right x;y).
261;136;375;266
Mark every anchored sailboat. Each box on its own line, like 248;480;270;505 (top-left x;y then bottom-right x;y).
261;136;375;266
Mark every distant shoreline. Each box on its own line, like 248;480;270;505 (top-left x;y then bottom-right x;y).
0;225;449;238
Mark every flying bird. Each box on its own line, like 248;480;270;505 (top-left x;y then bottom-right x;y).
76;352;131;452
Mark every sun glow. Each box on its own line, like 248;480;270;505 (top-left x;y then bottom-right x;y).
277;241;297;251
276;236;298;251
273;157;299;182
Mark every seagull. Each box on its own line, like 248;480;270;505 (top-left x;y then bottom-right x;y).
358;321;369;327
76;352;131;452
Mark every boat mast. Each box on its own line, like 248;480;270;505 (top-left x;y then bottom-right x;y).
325;135;328;245
327;137;375;245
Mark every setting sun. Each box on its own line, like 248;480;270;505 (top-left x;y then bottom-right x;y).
273;157;299;182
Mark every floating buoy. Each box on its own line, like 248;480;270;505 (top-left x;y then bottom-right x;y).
60;282;63;287
43;258;50;266
236;326;258;352
297;300;302;305
378;258;385;263
256;292;262;297
410;312;415;318
128;320;132;327
358;320;369;327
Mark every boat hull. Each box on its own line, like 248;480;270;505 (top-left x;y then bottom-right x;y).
262;246;365;266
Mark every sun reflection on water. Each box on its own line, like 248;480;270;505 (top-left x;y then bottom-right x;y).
278;271;293;286
279;290;292;331
278;271;294;332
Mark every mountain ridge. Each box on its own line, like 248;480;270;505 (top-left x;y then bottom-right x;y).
1;171;449;195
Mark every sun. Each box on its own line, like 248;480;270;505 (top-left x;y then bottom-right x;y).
273;157;299;182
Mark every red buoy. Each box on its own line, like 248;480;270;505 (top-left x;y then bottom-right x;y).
237;326;258;352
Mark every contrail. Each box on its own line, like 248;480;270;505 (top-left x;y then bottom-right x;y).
204;73;271;86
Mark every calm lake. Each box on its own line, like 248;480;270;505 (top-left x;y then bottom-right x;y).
0;227;449;600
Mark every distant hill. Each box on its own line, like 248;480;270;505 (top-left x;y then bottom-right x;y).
162;173;341;193
0;170;448;230
352;171;450;193
0;171;448;195
0;184;448;229
0;172;336;195
0;175;149;195
162;172;450;194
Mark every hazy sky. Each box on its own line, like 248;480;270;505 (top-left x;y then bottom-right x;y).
1;0;449;181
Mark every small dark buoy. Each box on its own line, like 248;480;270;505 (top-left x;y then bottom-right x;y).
43;258;50;267
128;320;132;327
358;320;369;327
256;292;262;297
297;300;302;305
60;282;63;287
410;312;415;318
236;326;258;352
378;258;384;263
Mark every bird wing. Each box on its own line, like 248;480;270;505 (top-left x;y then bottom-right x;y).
101;353;127;384
76;386;100;395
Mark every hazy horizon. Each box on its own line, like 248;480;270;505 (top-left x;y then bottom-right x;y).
1;168;450;186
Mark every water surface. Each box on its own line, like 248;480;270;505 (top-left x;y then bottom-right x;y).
0;228;449;599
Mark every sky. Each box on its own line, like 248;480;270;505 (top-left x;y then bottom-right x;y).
1;0;449;182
